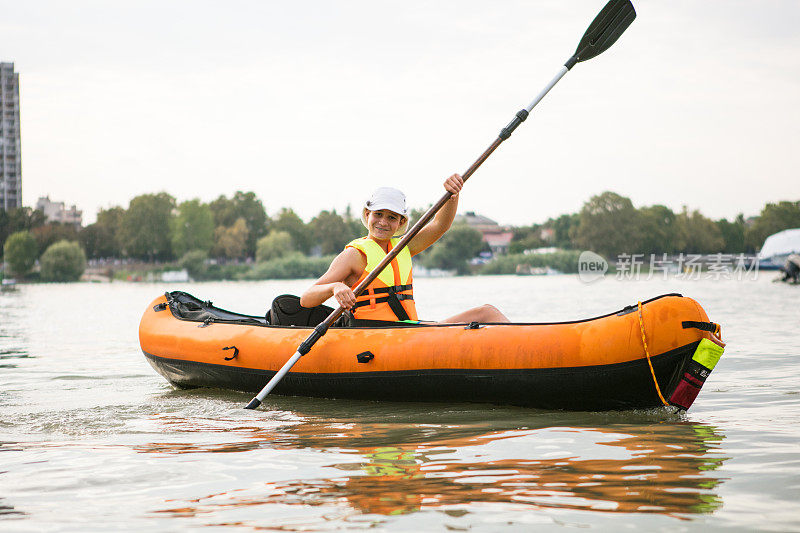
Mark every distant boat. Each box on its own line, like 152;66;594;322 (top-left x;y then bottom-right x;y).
758;228;800;270
413;264;455;278
515;264;561;276
160;270;190;283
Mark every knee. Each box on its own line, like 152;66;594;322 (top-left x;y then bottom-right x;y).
480;304;499;319
480;303;509;323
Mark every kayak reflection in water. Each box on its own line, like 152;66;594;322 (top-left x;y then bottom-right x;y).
300;173;510;324
141;416;728;520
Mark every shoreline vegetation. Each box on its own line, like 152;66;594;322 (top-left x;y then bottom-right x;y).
2;190;799;283
80;250;585;283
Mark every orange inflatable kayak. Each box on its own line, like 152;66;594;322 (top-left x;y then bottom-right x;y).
139;291;725;410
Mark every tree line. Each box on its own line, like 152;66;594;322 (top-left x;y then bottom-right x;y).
0;191;366;264
2;189;799;280
0;191;419;280
511;192;800;259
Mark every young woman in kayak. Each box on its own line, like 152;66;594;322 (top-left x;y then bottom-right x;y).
300;174;510;323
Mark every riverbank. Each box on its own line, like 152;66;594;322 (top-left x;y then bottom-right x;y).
7;249;764;285
72;251;583;283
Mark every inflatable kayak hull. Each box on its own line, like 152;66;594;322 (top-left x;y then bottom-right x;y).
139;292;724;411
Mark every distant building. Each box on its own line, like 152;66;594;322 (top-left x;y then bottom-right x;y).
539;227;555;242
36;196;83;226
456;211;514;255
0;62;22;210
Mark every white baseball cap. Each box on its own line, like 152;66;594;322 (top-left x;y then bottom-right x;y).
361;187;409;236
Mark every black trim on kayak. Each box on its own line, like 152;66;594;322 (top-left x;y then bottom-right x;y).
143;340;696;411
161;291;684;330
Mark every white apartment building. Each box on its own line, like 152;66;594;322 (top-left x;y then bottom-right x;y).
36;196;83;226
0;62;22;210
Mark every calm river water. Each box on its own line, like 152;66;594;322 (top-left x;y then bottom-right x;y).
1;274;799;531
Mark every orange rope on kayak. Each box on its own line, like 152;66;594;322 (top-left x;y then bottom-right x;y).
637;301;670;407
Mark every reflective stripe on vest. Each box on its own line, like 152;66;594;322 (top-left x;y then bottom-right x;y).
346;236;417;321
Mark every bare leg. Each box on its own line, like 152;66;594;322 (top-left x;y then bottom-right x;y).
442;304;510;324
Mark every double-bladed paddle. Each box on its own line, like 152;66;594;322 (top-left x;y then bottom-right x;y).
245;0;636;409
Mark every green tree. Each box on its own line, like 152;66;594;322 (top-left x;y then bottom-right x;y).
638;205;677;254
39;240;86;282
3;231;38;278
119;193;176;260
78;224;104;259
256;230;294;262
716;214;746;253
344;204;366;240
510;224;545;254
209;195;237;228
32;223;80;255
213;217;248;259
309;209;354;255
96;206;126;233
674;207;725;254
271;208;311;254
573;192;641;258
0;207;46;260
548;213;580;249
179;249;209;280
209;191;268;257
745;201;800;252
0;209;6;260
80;206;125;259
171;199;215;257
78;206;125;259
422;224;484;275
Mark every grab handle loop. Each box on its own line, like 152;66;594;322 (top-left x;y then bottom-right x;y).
682;320;722;340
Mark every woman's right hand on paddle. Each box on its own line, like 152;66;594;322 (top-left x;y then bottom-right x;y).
333;282;356;310
444;173;464;196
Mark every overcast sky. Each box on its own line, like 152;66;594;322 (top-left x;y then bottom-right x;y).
2;0;798;226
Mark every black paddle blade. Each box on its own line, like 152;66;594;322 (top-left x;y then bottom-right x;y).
572;0;636;65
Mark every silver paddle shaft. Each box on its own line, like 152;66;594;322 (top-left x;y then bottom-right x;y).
526;66;569;114
245;350;303;409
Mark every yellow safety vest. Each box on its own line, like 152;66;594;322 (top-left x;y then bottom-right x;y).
346;237;417;321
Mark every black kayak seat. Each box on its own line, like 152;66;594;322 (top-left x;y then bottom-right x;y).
268;294;333;327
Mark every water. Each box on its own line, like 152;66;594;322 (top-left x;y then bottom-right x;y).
1;275;799;531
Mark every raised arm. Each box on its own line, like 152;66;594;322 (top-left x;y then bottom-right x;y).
408;174;464;256
300;247;365;309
